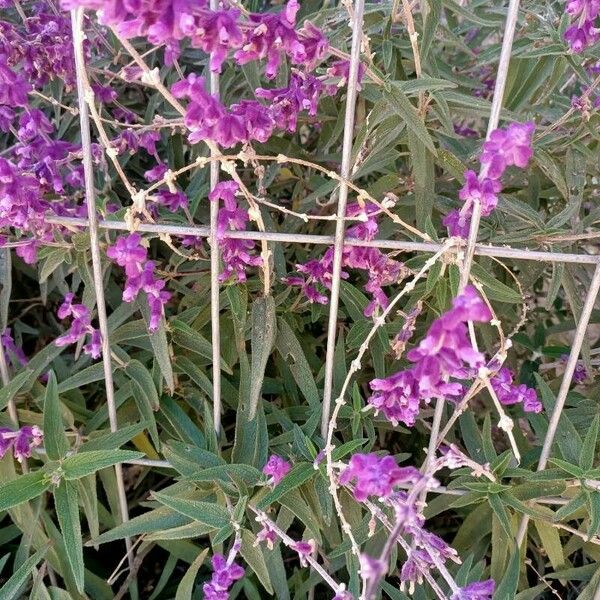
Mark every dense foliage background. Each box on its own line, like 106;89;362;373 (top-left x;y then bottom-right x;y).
2;0;600;598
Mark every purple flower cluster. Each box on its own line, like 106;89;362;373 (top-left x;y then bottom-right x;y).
391;303;422;359
55;293;102;359
560;353;589;383
61;0;328;72
106;233;171;332
443;122;534;238
368;287;491;426
571;92;600;116
490;367;542;413
173;67;347;148
208;181;262;283
203;553;245;600
565;0;600;53
0;425;43;462
1;328;29;368
287;203;406;317
0;7;78;88
262;454;291;486
339;453;421;502
0;157;49;264
344;453;481;596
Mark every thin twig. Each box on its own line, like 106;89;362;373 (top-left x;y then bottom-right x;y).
517;263;600;546
70;6;135;584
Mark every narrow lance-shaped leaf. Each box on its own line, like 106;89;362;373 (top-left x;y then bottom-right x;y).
0;546;48;600
175;549;209;600
580;414;600;471
249;295;277;420
54;480;84;592
43;371;69;460
0;470;51;512
62;449;144;480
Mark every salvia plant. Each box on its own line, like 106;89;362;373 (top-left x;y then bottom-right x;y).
1;0;600;598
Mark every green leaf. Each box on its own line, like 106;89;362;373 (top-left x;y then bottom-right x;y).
0;369;33;412
175;548;209;600
79;422;148;452
533;520;564;570
534;373;582;463
548;458;584;478
422;0;442;60
249;296;277;420
186;464;262;485
152;492;230;529
384;83;437;155
494;543;520;599
43;371;69;460
139;298;175;393
39;247;69;283
0;247;11;331
488;494;512;538
586;491;600;538
257;463;315;510
57;363;108;393
91;507;191;545
533;149;568;200
580;415;600;471
0;470;50;512
171;320;233;374
240;529;274;594
0;546;48;600
275;318;319;408
408;130;436;230
62;450;144;480
470;263;522;303
124;359;159;410
54;480;84;592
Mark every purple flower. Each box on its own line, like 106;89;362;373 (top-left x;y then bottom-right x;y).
155;190;188;212
443;209;471;238
208;182;262;282
560;353;589;383
490;368;542;413
0;57;31;107
368;287;490;425
18;109;53;143
1;328;28;368
451;579;495;600
109;243;171;333
339;453;421;501
54;294;102;359
0;426;43;462
288;203;405;316
262;455;291;486
144;162;168;182
368;370;421;426
255;522;277;550
565;20;600;53
290;539;316;567
391;304;422;358
106;233;147;277
446;122;534;238
83;329;102;359
203;553;245;600
480;122;535;180
326;59;365;92
0;106;15;132
458;171;502;217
